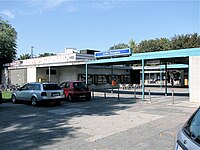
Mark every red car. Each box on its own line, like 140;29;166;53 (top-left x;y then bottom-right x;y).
60;81;91;102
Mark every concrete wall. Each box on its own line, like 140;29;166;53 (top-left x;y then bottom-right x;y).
58;66;78;83
9;68;27;85
189;56;200;103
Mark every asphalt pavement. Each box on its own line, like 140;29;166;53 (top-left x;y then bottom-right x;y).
0;88;199;150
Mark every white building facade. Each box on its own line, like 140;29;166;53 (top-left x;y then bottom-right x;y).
3;49;130;89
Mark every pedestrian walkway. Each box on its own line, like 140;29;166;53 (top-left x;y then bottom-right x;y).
103;86;189;96
92;87;198;108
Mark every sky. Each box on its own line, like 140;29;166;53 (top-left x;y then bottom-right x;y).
0;0;199;57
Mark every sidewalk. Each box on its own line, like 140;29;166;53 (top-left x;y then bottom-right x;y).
92;88;198;108
100;86;189;96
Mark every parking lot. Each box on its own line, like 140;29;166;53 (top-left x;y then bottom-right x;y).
0;91;199;150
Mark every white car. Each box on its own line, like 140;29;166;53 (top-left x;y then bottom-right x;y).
174;106;200;150
12;82;65;106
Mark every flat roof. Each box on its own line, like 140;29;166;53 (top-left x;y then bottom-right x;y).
87;48;200;65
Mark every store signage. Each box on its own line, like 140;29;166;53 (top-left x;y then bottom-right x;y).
146;60;160;65
95;48;132;59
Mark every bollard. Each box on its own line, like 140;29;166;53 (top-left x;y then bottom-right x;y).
104;88;107;99
0;90;2;104
172;89;174;104
149;90;152;103
134;85;136;102
92;88;94;100
118;85;120;100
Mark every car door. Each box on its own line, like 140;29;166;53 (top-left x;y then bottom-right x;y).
60;82;70;97
16;84;29;100
19;83;34;101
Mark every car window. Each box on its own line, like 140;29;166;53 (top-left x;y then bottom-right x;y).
34;84;41;90
28;84;35;90
183;108;200;145
20;84;29;90
73;82;87;89
66;82;70;88
60;83;66;88
43;84;61;90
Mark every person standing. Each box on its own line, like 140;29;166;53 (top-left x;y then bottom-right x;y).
171;78;174;87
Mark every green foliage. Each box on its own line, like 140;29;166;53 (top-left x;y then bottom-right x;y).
19;53;31;60
138;38;171;53
39;53;55;57
0;18;17;83
137;33;199;53
109;43;129;50
0;18;17;65
129;39;138;53
170;33;200;50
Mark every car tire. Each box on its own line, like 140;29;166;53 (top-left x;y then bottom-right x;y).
12;95;17;104
68;94;73;102
31;97;38;107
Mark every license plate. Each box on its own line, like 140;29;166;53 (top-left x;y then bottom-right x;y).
80;95;86;98
52;93;60;97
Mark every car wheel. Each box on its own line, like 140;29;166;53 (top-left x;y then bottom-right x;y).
68;94;73;102
31;97;38;107
12;95;17;104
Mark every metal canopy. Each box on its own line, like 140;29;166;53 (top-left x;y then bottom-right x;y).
87;48;200;65
86;48;200;100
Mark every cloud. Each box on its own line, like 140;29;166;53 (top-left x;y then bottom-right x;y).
28;0;67;11
0;9;15;19
27;0;121;13
91;0;121;10
65;4;78;13
22;0;123;15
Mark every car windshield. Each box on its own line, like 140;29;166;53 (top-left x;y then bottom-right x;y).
43;84;61;90
73;82;87;90
183;107;200;145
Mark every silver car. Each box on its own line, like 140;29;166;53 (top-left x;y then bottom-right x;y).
174;106;200;150
12;82;65;106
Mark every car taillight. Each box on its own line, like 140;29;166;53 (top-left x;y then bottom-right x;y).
41;92;47;96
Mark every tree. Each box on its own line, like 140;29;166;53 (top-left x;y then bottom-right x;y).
137;38;171;53
18;53;31;60
109;43;129;50
170;33;200;49
129;39;138;53
39;53;55;57
0;18;17;82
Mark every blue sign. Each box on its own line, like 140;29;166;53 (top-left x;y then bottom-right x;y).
95;48;132;58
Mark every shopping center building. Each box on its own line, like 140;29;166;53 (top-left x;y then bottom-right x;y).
1;47;200;103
